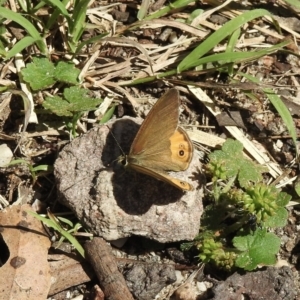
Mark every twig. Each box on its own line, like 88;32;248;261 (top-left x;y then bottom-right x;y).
84;238;134;300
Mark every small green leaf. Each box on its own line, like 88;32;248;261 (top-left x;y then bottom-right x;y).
63;87;102;111
238;160;265;188
276;191;292;207
222;138;244;155
21;57;55;90
43;95;73;116
186;9;204;24
208;139;266;187
43;86;102;117
99;105;116;124
55;61;80;84
263;207;288;228
57;217;74;227
234;229;280;270
31;164;53;172
22;58;80;90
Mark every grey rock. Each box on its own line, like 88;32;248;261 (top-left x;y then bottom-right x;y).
123;262;176;300
54;117;203;243
212;266;296;300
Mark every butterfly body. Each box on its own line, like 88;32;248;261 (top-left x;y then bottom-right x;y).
123;89;194;191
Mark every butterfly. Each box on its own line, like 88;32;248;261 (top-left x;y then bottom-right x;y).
121;89;194;191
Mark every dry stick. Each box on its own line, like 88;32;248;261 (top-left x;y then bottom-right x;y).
84;238;134;300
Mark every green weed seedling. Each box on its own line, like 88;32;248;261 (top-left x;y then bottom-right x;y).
21;58;80;91
28;209;85;258
21;57;103;136
41;85;103;136
182;139;291;271
8;159;52;183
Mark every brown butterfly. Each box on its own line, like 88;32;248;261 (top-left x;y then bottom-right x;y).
122;89;194;191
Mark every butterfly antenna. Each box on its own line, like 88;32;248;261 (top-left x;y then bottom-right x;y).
106;125;126;159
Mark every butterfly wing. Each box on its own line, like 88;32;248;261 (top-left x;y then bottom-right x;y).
130;163;194;191
170;127;193;170
128;89;193;172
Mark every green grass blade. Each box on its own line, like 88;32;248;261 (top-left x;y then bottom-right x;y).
70;0;89;42
7;159;28;166
178;9;273;72
144;0;195;20
266;91;298;158
27;211;85;258
190;41;288;70
137;0;150;20
43;0;71;29
0;7;47;54
100;105;116;124
226;28;240;75
42;0;70;18
120;41;288;86
240;72;298;158
0;8;40;38
282;0;300;9
31;164;53;172
32;1;48;12
5;36;39;59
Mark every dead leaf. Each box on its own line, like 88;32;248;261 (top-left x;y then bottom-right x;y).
0;204;51;299
48;254;94;296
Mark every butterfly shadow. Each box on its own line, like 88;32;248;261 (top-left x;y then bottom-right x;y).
101;118;185;215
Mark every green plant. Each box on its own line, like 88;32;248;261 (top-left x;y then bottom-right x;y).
42;85;102;135
197;236;237;271
0;1;108;57
27;209;85;258
182;139;291;271
0;7;47;58
238;72;298;157
8;159;53;183
21;57;80;90
282;0;300;9
140;0;196;20
123;9;289;86
124;8;298;159
21;57;103;136
44;85;102;114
